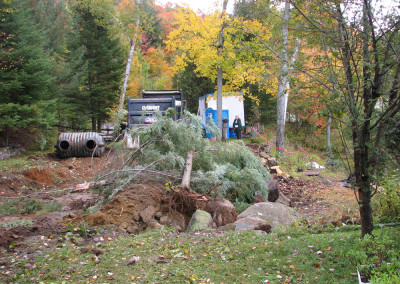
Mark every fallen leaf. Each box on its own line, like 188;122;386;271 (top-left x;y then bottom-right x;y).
127;256;140;265
92;255;99;263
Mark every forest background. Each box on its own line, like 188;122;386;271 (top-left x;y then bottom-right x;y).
1;0;400;237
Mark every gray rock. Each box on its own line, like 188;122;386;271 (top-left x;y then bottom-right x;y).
319;177;333;185
155;212;163;220
203;198;237;227
146;221;162;230
159;210;186;230
217;223;236;232
126;224;140;234
140;206;158;224
235;217;269;231
187;210;213;233
266;179;279;202
238;202;302;230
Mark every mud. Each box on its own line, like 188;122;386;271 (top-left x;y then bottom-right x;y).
85;183;188;234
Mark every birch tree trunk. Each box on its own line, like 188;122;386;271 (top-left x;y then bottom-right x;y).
181;151;194;188
326;112;332;154
216;0;229;133
118;13;140;111
276;0;291;159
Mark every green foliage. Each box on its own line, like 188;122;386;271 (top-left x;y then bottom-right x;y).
325;155;340;169
369;262;400;284
232;201;251;214
71;3;124;131
372;173;400;223
174;61;215;113
130;114;271;203
346;227;400;269
349;228;400;283
191;142;270;203
0;0;57;143
38;200;62;214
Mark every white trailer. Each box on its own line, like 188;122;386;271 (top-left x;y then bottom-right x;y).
198;93;245;128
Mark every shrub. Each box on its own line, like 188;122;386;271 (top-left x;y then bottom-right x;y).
373;173;400;223
127;113;271;203
232;201;252;214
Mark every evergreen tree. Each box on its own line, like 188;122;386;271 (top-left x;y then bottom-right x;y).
174;62;214;113
72;5;124;132
0;0;57;146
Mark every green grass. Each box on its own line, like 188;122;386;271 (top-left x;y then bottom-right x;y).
0;150;54;172
0;199;62;215
6;225;399;283
1;219;33;228
0;156;36;173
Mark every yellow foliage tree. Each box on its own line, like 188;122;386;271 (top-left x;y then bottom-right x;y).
166;8;272;100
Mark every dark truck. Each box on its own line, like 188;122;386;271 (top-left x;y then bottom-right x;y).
127;90;184;128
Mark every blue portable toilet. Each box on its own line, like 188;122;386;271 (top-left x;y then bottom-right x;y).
205;108;230;138
199;93;245;139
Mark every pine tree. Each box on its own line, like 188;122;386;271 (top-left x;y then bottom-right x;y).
72;5;124;132
0;0;57;146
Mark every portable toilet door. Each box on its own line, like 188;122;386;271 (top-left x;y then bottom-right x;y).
205;108;230;138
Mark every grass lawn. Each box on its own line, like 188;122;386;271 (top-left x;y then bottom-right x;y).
7;225;399;283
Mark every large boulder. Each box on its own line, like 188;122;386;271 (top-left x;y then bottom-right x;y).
266;179;279;202
187;210;213;233
234;217;272;233
159;209;186;231
238;202;302;230
140;205;158;224
203;198;237;227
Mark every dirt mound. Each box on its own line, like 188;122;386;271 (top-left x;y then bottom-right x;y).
23;167;61;185
0;218;66;250
85;183;189;234
0;173;42;197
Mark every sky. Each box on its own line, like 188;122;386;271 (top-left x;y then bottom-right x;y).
154;0;398;15
154;0;235;14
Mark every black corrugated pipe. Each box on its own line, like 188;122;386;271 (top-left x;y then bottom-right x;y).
54;132;105;158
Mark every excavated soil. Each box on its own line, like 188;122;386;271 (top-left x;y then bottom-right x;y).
0;147;359;254
83;183;188;234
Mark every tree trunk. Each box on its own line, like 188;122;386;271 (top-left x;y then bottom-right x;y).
92;118;96;132
217;67;223;131
216;0;228;133
326;113;332;154
118;13;140;112
5;125;9;147
358;188;374;237
276;0;290;159
181;151;194;188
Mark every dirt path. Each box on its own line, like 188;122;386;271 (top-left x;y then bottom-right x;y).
276;175;359;225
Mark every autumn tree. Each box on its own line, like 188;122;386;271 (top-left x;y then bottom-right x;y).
167;6;272;132
291;0;400;236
